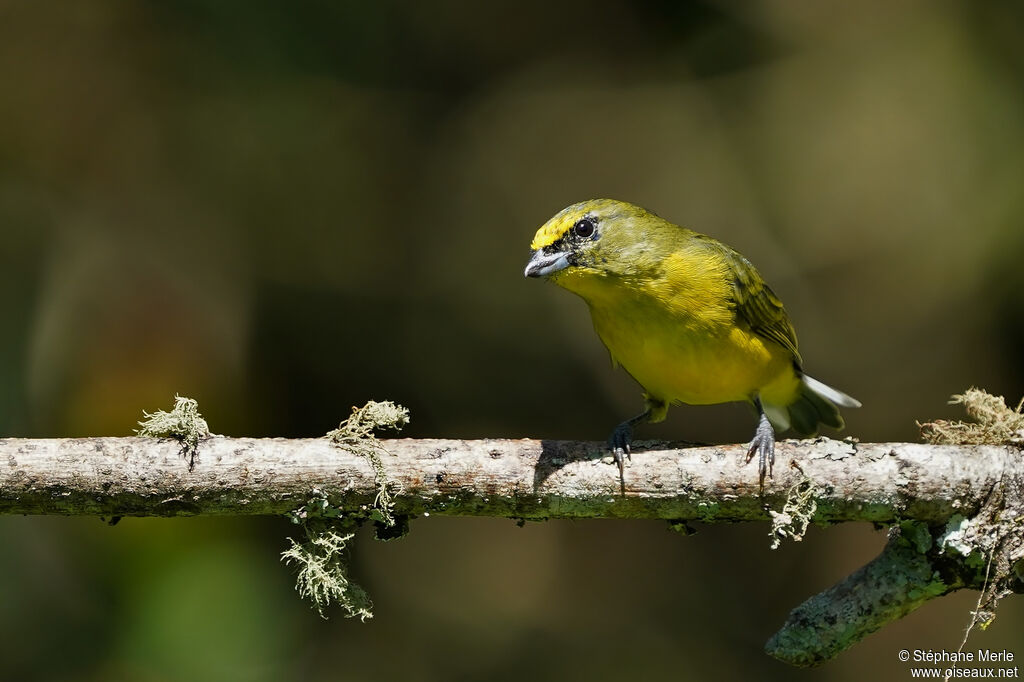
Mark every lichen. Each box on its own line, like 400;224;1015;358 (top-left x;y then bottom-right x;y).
282;400;410;619
327;400;410;441
326;400;409;527
281;520;373;621
770;475;820;550
135;395;210;470
903;519;934;555
939;515;981;560
918;387;1024;446
916;388;1024;645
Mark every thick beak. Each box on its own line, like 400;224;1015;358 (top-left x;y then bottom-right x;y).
524;249;569;278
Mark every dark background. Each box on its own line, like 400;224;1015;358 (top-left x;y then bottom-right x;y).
2;1;1023;680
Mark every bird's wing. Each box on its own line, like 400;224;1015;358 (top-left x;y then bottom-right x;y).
705;238;802;366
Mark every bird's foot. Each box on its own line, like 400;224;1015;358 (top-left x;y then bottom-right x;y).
745;413;776;490
608;421;633;479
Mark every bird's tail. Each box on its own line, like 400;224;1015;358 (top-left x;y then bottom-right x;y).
765;374;861;436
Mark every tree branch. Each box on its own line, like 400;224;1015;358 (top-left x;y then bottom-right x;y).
2;435;1021;665
0;436;1015;519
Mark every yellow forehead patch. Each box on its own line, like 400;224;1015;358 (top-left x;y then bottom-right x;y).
530;199;627;250
530;215;575;250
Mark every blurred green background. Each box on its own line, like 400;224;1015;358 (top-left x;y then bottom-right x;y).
2;1;1023;680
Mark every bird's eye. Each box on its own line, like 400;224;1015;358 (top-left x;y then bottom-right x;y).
573;218;595;239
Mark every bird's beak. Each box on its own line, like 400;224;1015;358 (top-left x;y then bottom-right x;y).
524;249;569;278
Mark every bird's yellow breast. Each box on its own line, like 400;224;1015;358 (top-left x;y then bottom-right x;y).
555;251;799;409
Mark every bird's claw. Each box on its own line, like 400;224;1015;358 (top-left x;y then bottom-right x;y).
609;422;633;475
745;414;776;490
612;444;631;478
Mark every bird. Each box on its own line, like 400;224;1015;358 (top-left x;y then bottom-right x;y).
524;198;860;488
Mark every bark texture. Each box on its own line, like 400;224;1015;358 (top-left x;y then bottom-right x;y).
0;435;1017;520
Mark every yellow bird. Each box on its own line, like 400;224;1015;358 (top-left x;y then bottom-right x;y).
524;199;860;486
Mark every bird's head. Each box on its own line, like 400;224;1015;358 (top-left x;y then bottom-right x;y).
524;199;670;290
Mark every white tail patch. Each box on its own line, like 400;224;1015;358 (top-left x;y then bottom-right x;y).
802;375;862;408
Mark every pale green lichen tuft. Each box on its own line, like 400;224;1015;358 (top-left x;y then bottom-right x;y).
135;395;210;470
919;387;1024;446
282;400;410;620
326;400;409;527
327;400;410;442
770;476;819;550
922;393;1024;654
281;521;373;621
